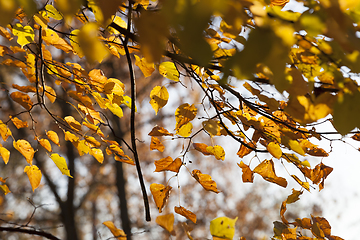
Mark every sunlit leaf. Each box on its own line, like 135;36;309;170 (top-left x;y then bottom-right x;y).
148;126;173;136
210;216;238;240
175;103;197;130
103;221;127;240
193;143;212;155
135;55;155;77
175;206;197;224
159;62;179;81
64;116;82;131
45;4;63;20
0;183;10;195
154;156;182;173
267;142;282;159
155;214;176;236
0;146;10;164
149;86;168;115
150;136;165;152
237;143;252;158
12;23;34;48
286;189;303;204
192;169;219;193
106;102;123;118
0;120;12;141
10;116;28;129
10;92;33;110
206;145;225;160
50;153;73;178
291;175;310;191
176;122;193;137
47;130;60;146
74;140;90;156
90;148;104;163
24;165;42;191
150;183;172;213
42;28;72;53
237;161;254;183
39;139;52;152
253;160;287;188
13;139;35;165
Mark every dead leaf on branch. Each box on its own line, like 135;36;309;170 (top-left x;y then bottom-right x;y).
154;156;182;173
156;214;176;236
150;136;165;152
237;161;254;183
192;169;220;193
175;206;197;224
150;183;172;213
253;159;287;188
148;125;173;136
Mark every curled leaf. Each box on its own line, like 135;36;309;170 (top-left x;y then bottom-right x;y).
192;169;219;193
154;156;182;173
237;161;254;183
175;206;197;224
253;159;287;188
150;183;172;213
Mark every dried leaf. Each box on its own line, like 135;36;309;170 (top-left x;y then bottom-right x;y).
237;161;254;183
192;169;219;193
206;145;225;160
253;160;287;188
13;139;35;165
155;214;176;236
10;117;28;129
0;120;12;141
175;206;197;224
149;86;168;115
103;221;127;240
193;143;212;155
237;143;252;158
50;153;73;178
291;175;310;191
154;156;182;173
10;91;33;110
175;103;197;130
24;165;42;191
0;184;10;195
148;126;173;136
150;183;172;213
280;201;289;225
150;137;165;152
286;188;303;204
202;119;220;137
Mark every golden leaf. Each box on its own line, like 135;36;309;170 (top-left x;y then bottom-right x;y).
42;28;73;52
134;55;155;77
149;86;169;115
253;160;287;188
10;92;33;110
12;23;34;48
154;156;182;173
44;85;57;103
295;217;312;229
291;175;310;191
64;116;82;131
0;146;10;164
286;188;303;204
150;136;165;152
148;126;173;136
45;4;63;20
175;103;197;129
39;139;52;152
210;216;238;240
74;140;90;156
267;142;282;159
90;148;104;163
155;214;176;236
10;116;28;129
24;165;42;191
0;26;12;40
175;206;197;224
0;120;12;141
206;145;225;160
176;122;193;137
150;183;172;213
192;169;220;193
50;153;73;178
103;221;127;240
13;139;35;165
69;29;84;58
193;143;212;155
78;104;104;125
237;143;252;158
106;102;123;118
202;119;220;137
237;161;254;183
0;184;10;195
47;130;60;146
159;62;179;81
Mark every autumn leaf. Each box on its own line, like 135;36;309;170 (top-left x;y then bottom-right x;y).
159;61;179;81
12;23;34;48
150;183;172;213
286;189;303;204
237;143;252;158
0;120;12;141
253;160;287;188
24;165;42;191
50;153;73;178
39;139;52;152
0;146;10;164
175;103;197;129
291;175;310;191
148;126;173;136
103;221;126;240
13;139;35;165
210;216;238;240
45;4;63;20
134;55;155;77
64;116;82;131
154;156;182;173
149;86;168;115
193;143;212;155
0;183;10;195
150;136;165;152
10;92;33;110
175;206;197;224
237;161;254;183
46;130;60;146
10;116;28;129
42;28;72;53
155;214;176;236
202;119;220;137
206;145;225;160
280;201;289;225
192;169;220;193
90;148;104;163
267;142;282;159
176;122;193;137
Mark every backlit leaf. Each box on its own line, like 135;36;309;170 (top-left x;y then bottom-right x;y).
0;146;10;164
42;28;72;53
192;169;219;193
24;165;42;191
10;92;33;110
210;216;238;240
175;206;197;224
202;119;221;137
155;214;176;236
150;183;172;213
237;161;254;183
64;116;82;131
206;145;225;160
159;62;179;81
154;156;182;173
10;117;28;129
69;29;84;58
39;139;52;152
103;221;126;240
135;55;155;77
90;148;104;163
193;143;212;155
47;130;60;146
286;189;303;204
237;143;252;158
176;122;193;137
0;120;12;141
45;4;63;20
149;86;168;115
150;136;165;152
175;103;197;129
50;153;73;178
253;160;287;188
106;102;123;118
0;184;10;195
12;23;34;48
14;139;35;165
267;142;282;159
148;126;173;136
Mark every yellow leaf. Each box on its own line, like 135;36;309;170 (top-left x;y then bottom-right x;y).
39;139;52;152
10;116;28;129
33;12;49;29
150;136;165;152
237;161;254;183
159;62;179;81
286;188;303;204
135;55;155;77
150;183;172;213
0;184;10;195
156;214;176;236
103;221;127;240
78;104;104;125
154;156;182;173
64;116;82;131
24;165;42;191
206;145;225;160
69;29;84;58
176;122;193;137
291;175;310;191
192;169;220;193
14;139;35;165
0;120;12;141
90;148;104;163
42;28;73;53
175;103;197;129
44;85;57;103
210;216;238;240
175;206;197;224
253;159;287;188
106;102;123;118
0;146;10;164
150;86;168;115
74;140;90;156
12;23;34;48
46;130;60;146
10;91;33;110
267;142;282;159
45;4;63;20
50;153;73;178
104;78;124;96
288;140;305;156
108;15;127;35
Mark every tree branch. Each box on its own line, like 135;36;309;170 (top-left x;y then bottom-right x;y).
0;226;61;240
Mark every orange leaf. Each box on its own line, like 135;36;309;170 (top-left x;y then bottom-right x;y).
12;84;36;93
10;116;28;129
270;0;289;7
150;183;172;213
295;218;312;229
47;130;60;146
14;139;35;165
154;156;182;173
291;175;310;192
175;103;197;130
148;126;173;136
78;103;104;125
64;131;79;142
175;206;197;224
134;55;155;77
10;91;33;110
24;165;42;191
206;145;225;160
0;184;11;195
103;221;127;240
253;160;287;188
155;214;176;236
0;120;12;141
193;143;212;155
90;148;104;163
42;28;73;53
39;139;52;152
237;161;254;183
150;136;165;152
64;116;82;131
286;189;303;204
280;201;289;225
0;146;10;164
237;143;252;158
44;85;56;103
192;169;219;193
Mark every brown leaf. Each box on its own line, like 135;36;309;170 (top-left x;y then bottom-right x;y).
148;126;173;136
156;214;176;236
103;221;127;240
311;215;331;237
253;160;287;188
280;201;289;225
175;206;197;224
193;143;212;155
154;157;182;173
10;92;33;110
237;161;254;183
192;169;219;193
237;143;252;158
286;189;303;204
150;183;172;213
150;136;165;152
175;103;197;130
295;218;312;229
